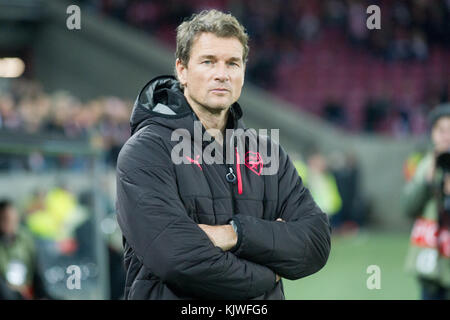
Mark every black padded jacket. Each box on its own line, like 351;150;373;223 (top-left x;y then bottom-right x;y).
116;75;331;300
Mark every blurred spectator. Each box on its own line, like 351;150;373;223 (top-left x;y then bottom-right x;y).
0;199;53;299
24;185;88;286
329;151;369;232
293;149;342;219
402;103;450;299
22;187;115;299
323;99;348;128
25;185;88;247
363;95;391;133
293;149;367;233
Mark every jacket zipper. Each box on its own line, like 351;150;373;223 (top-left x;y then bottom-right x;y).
224;133;243;215
225;166;237;216
225;149;243;194
235;147;243;195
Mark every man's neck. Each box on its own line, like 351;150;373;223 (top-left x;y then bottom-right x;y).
186;97;230;145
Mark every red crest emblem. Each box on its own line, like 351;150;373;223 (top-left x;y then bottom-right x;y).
245;152;263;176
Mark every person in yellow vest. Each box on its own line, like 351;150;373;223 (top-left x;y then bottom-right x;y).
293;151;342;219
26;186;87;246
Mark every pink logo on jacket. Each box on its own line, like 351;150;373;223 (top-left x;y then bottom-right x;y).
185;155;202;170
244;151;263;176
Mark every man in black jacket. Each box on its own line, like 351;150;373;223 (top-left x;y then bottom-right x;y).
116;9;331;300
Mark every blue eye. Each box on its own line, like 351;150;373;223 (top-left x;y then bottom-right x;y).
202;60;212;64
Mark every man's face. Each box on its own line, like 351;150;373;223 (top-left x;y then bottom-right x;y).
432;116;450;153
176;33;245;113
0;206;19;237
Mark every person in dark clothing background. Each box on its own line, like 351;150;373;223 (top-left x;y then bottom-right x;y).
116;9;331;300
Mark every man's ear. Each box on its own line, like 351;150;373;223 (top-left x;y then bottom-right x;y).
176;59;188;87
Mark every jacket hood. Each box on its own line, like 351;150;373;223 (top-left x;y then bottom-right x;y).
130;75;244;137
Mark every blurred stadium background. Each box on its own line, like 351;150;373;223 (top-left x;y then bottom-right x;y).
0;0;448;299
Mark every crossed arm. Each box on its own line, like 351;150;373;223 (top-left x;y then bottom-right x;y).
198;147;330;281
198;219;284;282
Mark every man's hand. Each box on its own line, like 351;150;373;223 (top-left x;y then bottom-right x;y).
198;224;237;251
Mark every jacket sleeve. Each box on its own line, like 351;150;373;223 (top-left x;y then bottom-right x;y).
116;129;277;299
231;145;331;280
401;154;433;219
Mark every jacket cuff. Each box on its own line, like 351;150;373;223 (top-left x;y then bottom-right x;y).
228;218;242;253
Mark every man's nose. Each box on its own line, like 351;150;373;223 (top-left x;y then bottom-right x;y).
214;62;229;82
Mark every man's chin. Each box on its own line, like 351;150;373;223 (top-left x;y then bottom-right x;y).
204;101;232;113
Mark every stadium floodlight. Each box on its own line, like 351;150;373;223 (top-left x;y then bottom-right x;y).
0;57;25;78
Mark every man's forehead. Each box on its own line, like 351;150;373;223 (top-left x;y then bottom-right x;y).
191;33;244;59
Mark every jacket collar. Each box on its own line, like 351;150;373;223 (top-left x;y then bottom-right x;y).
130;75;245;140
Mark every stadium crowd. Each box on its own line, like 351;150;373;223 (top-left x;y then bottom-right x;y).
82;0;450;136
0;79;132;170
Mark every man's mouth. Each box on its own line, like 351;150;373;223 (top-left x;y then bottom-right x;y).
211;88;229;93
